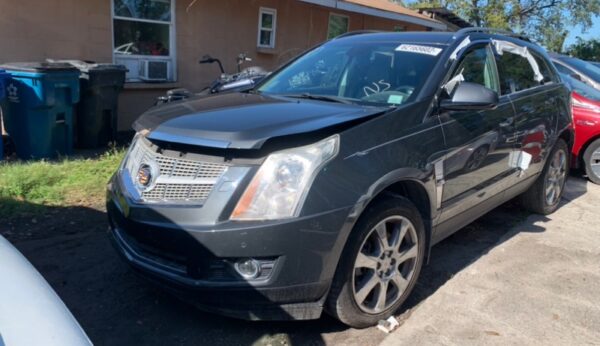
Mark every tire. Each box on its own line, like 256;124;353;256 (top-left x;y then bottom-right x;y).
325;197;426;328
583;138;600;185
520;139;569;215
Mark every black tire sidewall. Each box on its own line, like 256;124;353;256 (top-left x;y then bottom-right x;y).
326;197;426;328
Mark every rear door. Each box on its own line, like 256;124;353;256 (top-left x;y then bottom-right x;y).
495;47;563;180
437;43;517;224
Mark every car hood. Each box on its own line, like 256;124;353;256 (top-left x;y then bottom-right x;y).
133;92;386;149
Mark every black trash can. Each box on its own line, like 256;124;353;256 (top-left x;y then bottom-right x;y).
66;61;127;149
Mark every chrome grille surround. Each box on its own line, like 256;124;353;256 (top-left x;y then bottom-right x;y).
123;137;228;204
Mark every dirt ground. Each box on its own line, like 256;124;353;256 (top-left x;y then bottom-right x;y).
381;176;600;345
1;176;592;346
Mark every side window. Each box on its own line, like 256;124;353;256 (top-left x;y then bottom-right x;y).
554;62;576;76
452;45;499;93
533;54;558;83
496;52;538;94
113;0;176;82
327;14;350;39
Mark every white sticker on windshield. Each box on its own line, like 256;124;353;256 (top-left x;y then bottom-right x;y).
395;44;442;56
387;94;404;104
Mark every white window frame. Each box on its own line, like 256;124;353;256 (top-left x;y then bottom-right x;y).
257;7;277;49
111;0;177;83
327;13;350;40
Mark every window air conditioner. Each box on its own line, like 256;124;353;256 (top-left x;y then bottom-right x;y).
139;60;169;82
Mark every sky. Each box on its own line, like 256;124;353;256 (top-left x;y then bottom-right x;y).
564;16;600;49
400;0;599;50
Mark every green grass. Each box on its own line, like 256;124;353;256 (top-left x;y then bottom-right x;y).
0;149;125;218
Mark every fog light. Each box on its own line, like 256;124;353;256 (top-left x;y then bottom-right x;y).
234;258;261;279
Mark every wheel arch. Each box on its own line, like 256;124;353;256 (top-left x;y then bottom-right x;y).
559;127;575;151
348;172;437;260
556;127;575;167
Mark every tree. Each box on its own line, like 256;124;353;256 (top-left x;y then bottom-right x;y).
403;0;600;52
566;38;600;61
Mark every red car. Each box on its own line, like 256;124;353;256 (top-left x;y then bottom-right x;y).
561;73;600;184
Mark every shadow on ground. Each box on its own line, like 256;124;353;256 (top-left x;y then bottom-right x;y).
0;175;589;346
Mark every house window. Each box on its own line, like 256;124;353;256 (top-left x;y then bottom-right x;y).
257;8;277;48
112;0;176;82
327;14;349;39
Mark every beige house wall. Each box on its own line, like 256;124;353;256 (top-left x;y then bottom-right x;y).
0;0;112;63
0;0;428;132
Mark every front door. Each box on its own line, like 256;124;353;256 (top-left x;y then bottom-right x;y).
437;44;517;224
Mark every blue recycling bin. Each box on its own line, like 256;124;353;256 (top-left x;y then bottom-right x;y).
0;68;10;160
0;62;80;159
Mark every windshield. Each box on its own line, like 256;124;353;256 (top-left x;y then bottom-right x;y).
258;40;444;106
559;56;600;84
561;73;600;102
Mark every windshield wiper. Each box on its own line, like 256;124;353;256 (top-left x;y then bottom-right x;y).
282;93;354;104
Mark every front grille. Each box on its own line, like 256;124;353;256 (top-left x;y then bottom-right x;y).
129;140;227;180
124;137;228;203
142;183;214;201
153;155;227;179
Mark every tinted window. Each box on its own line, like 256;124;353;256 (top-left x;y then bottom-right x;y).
327;14;349;39
554;62;576;76
453;45;498;92
533;54;558;83
496;53;538;94
559;57;600;83
258;41;444;106
561;73;600;102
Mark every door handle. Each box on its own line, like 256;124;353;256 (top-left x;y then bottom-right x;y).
499;117;514;127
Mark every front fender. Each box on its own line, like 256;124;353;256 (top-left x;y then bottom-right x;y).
348;168;437;221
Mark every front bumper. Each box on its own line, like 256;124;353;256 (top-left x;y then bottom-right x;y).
106;174;352;320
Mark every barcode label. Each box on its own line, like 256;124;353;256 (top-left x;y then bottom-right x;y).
395;44;442;56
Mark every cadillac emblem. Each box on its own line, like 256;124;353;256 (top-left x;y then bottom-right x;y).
135;161;159;191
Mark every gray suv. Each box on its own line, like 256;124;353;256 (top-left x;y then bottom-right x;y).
107;28;572;328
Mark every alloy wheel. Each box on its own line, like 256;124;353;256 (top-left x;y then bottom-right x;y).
545;148;567;206
590;147;600;180
352;216;419;314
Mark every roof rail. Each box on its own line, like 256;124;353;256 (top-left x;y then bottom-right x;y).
456;27;531;42
334;30;382;39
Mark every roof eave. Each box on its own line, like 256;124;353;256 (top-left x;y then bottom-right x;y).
299;0;447;31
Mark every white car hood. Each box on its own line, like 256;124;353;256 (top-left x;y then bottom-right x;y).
0;236;91;346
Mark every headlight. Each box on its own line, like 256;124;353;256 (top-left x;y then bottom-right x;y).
119;133;141;173
231;135;340;221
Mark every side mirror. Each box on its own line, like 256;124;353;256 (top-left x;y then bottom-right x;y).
440;82;499;111
570;73;582;81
